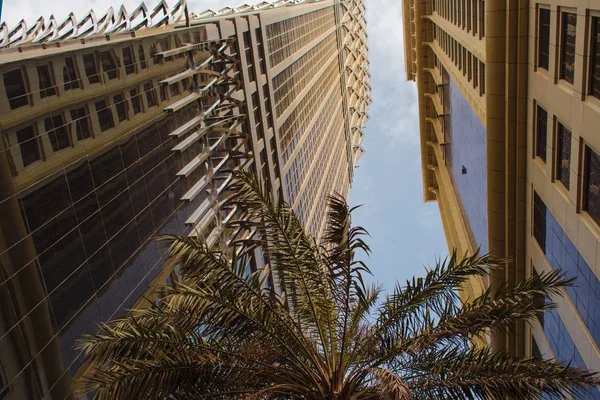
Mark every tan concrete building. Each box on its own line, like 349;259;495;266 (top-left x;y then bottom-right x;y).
0;0;370;397
404;0;600;397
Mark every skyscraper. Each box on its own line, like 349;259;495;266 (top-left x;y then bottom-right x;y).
0;0;370;397
404;0;600;397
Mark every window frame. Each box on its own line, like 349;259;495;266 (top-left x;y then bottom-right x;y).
63;56;81;90
122;46;137;75
37;63;57;99
581;143;600;227
130;87;143;115
4;67;30;109
100;50;120;81
82;53;101;85
95;99;115;132
588;15;600;99
113;93;129;122
559;10;577;85
144;82;157;108
44;112;72;152
69;105;93;141
554;120;572;190
534;103;548;162
537;6;551;70
14;123;42;169
533;190;547;251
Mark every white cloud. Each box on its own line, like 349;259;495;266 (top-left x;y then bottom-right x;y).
363;0;420;146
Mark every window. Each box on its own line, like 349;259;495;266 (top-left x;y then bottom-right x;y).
150;44;160;65
144;82;157;107
95;100;114;131
16;125;40;167
70;107;92;140
122;47;136;75
480;0;485;36
44;114;70;152
535;105;548;162
100;51;119;80
113;93;128;122
63;57;80;90
479;61;486;95
130;88;142;114
83;53;100;84
170;82;180;97
160;85;168;102
138;46;147;69
181;78;190;92
589;17;600;99
473;57;479;88
560;12;577;84
537;8;550;70
4;68;29;109
37;64;56;98
583;145;600;226
555;122;571;189
533;191;547;250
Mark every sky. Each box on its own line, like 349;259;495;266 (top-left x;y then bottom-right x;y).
0;0;449;293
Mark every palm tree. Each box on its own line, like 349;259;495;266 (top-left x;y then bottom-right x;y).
78;171;599;399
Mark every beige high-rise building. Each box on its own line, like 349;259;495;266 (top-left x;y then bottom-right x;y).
404;0;600;397
0;0;370;397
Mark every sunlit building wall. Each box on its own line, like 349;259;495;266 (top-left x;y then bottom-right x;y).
0;0;370;398
404;0;600;398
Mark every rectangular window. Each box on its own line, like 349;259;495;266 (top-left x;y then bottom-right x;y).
37;64;56;98
160;85;168;102
479;61;486;95
170;82;180;97
70;107;92;140
560;12;577;84
473;57;479;88
138;46;147;69
63;57;80;90
536;105;548;162
583;145;600;226
44;114;70;152
16;125;40;167
100;51;119;80
113;93;128;122
130;88;142;114
589;17;600;99
555;122;571;189
533;191;547;250
538;8;550;70
122;47;136;75
4;68;29;109
144;82;157;107
95;100;114;132
480;0;485;36
83;53;100;84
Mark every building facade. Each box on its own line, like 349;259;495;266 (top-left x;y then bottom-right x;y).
404;0;600;398
0;0;370;398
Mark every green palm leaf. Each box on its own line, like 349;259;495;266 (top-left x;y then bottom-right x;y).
78;171;600;399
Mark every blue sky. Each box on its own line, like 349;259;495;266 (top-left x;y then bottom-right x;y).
348;0;449;291
2;0;449;292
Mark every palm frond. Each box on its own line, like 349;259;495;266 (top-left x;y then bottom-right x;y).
405;346;600;400
78;173;600;400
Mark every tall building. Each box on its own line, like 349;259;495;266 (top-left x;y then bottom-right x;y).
0;0;370;398
404;0;600;398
